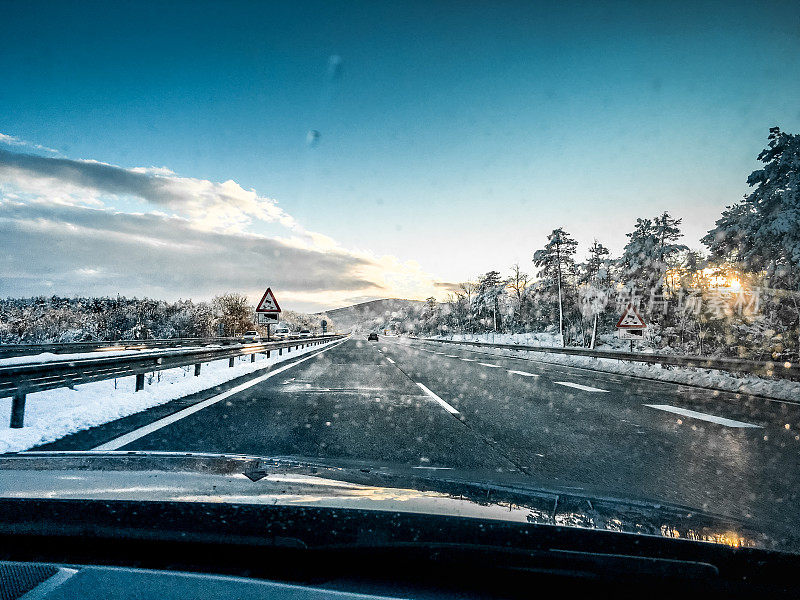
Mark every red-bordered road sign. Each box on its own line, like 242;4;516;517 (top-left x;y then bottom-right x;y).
255;287;281;313
616;303;647;329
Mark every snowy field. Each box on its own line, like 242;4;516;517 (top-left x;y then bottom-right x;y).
0;339;341;453
429;333;800;403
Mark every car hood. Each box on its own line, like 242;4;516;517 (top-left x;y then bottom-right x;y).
0;451;778;551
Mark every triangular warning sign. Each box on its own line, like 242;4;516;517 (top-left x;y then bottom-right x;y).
255;287;281;313
616;303;646;328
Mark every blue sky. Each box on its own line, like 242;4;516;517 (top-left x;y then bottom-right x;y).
1;1;799;310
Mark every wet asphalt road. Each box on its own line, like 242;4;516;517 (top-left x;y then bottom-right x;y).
87;336;800;540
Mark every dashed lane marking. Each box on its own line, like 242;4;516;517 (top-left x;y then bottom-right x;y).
507;370;540;377
385;357;396;364
412;466;453;470
553;381;609;393
416;382;460;415
478;362;503;368
644;404;761;428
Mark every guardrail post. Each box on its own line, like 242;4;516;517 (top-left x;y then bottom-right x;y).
10;393;26;428
194;363;202;376
229;357;235;367
135;373;145;392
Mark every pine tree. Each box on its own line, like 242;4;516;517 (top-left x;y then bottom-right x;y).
582;239;611;348
703;127;800;289
477;271;504;332
584;240;611;285
620;218;656;289
533;228;578;346
621;213;686;291
653;212;688;277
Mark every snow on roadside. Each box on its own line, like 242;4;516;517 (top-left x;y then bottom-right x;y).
439;332;563;347
0;349;150;366
428;334;800;403
0;339;341;453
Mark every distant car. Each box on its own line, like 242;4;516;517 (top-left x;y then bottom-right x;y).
241;330;261;342
298;329;312;338
367;333;379;341
273;327;290;340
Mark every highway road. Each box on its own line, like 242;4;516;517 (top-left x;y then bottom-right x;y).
41;336;800;542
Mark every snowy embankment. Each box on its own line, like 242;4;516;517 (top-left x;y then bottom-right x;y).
430;333;800;402
0;339;342;453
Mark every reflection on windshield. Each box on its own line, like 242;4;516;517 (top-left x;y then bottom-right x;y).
0;455;765;550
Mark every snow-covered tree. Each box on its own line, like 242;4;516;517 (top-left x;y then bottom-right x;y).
703;127;800;290
579;239;612;348
620;212;686;291
583;240;611;285
457;280;478;333
505;263;530;331
533;228;577;346
211;293;254;336
476;271;504;332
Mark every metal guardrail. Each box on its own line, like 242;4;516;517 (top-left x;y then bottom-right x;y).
0;336;251;359
423;338;800;380
1;335;346;428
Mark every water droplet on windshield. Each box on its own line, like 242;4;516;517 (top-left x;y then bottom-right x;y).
306;130;321;147
327;55;342;80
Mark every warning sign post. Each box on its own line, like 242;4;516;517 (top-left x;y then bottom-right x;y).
255;287;281;341
616;303;647;349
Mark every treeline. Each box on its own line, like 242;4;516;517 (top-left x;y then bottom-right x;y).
0;293;334;343
387;127;800;362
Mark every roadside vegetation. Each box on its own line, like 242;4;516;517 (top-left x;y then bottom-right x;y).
0;293;335;343
378;128;800;362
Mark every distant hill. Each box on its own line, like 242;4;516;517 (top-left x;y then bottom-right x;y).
317;298;424;332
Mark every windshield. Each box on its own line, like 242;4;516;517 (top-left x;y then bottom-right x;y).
1;0;800;560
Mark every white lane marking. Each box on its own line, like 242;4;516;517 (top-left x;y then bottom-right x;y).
478;362;503;368
92;339;348;451
445;355;460;358
460;358;476;362
644;404;762;428
385;357;396;364
416;382;460;415
553;381;609;393
507;370;540;377
412;466;453;470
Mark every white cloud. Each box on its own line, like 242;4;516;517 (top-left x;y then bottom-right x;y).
0;201;378;301
0;147;299;234
0;133;59;154
0;136;448;308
